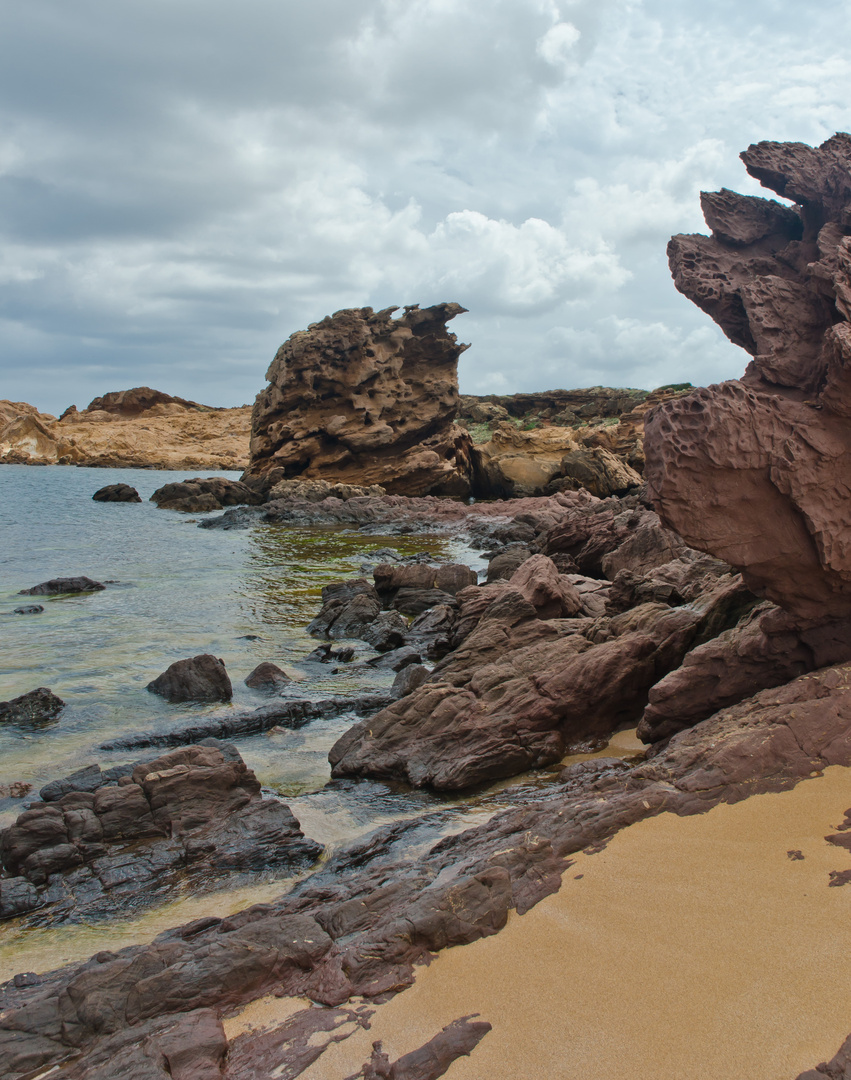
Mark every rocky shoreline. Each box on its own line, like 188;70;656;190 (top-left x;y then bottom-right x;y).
4;132;851;1078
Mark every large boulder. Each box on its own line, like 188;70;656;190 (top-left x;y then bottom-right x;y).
646;133;851;620
0;688;65;726
242;304;474;497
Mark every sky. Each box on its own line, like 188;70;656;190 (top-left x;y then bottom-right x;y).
1;0;850;415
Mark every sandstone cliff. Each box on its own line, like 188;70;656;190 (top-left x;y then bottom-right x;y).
646;133;851;619
0;388;251;471
242;304;474;497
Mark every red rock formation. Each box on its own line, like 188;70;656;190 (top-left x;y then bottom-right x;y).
645;133;851;619
242;304;474;497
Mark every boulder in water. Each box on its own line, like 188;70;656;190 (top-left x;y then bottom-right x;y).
147;654;233;704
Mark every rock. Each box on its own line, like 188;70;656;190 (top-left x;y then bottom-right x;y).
367;646;422;672
471;422;580;498
549;447;642;498
0;743;322;924
304;644;356;664
19;576;104;596
646;133;851;620
100;694;395;750
268;478;387;501
391;664;429;699
147;655;233;704
0;781;32;799
638;604;851;742
92;484;142;503
308;581;383;640
12;604;43;614
373;563;478;603
244;663;291;692
390;588;458;616
1;392;251;469
150;478;263;512
353;1016;492;1079
0;688;65;725
486;546;532;582
361;611;410;652
243;303;474;497
11;661;851;1078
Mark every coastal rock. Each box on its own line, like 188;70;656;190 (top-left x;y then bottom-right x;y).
268;477;387;502
12;604;44;614
550;447;642;498
0;743;321;924
150;478;263;512
19;576;104;596
0;688;65;726
242;304;474;497
92;484;141;503
1;392;251;470
471;423;580;497
8;663;851;1078
646;133;851;619
307;580;382;639
147;655;233;704
244;663;291;692
638;604;851;742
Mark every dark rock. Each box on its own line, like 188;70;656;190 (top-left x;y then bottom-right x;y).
92;484;142;503
391;665;429;699
361;610;410;652
367;646;422;672
0;744;322;925
40;764;104;802
352;1015;491;1079
390;588;458;616
100;694;395;751
308;581;382;639
19;576;104;596
147;655;232;704
0;688;65;725
150;478;263;513
12;605;44;615
244;663;291;692
486;546;532;582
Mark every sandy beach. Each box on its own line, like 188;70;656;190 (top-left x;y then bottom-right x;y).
277;766;851;1079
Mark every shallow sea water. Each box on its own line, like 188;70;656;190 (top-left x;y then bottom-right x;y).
0;465;642;978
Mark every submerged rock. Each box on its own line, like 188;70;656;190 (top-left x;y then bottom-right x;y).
19;576;104;596
92;484;141;503
0;688;65;726
146;654;233;704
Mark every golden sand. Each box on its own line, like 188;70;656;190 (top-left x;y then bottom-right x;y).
296;766;851;1080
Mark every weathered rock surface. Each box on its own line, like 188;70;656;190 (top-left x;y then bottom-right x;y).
150;477;264;512
6;662;851;1078
350;1016;492;1080
0;688;65;726
0;743;321;924
147;655;233;704
0;391;251;470
92;484;142;503
647;133;851;619
242;304;474;497
19;576;104;596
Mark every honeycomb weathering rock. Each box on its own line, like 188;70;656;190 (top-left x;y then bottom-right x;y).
645;133;851;619
242;303;474;496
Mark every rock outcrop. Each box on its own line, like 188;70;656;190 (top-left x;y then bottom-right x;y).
0;743;321;923
0;392;251;470
150;477;264;512
646;133;851;620
242;304;474;497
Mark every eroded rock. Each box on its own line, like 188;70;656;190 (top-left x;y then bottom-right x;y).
147;655;233;704
0;688;65;726
243;304;474;497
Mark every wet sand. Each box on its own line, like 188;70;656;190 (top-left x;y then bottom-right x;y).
293;766;851;1079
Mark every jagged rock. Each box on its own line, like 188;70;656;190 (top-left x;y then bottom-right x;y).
647;133;851;620
485;546;533;582
92;484;141;503
391;664;429;699
373;563;478;602
19;576;104;596
471;423;580;497
244;663;291;692
361;610;410;652
243;304;474;497
146;655;233;704
268;478;386;501
0;688;65;725
638;604;851;742
307;580;382;639
548;447;642;498
0;744;321;924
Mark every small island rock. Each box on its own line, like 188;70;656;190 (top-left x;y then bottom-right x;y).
147;654;233;704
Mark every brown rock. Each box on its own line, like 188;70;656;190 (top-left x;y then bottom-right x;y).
146;655;233;704
243;304;474;496
92;484;142;503
244;662;291;692
84;387;206;415
0;687;65;725
646;133;851;620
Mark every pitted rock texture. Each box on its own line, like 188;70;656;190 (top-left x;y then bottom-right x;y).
242;304;474;497
647;133;851;619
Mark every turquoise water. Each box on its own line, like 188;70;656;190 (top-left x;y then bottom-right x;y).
0;465;472;808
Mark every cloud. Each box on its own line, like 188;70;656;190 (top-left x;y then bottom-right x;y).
0;0;850;412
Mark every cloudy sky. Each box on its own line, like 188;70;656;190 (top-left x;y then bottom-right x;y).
2;0;850;414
